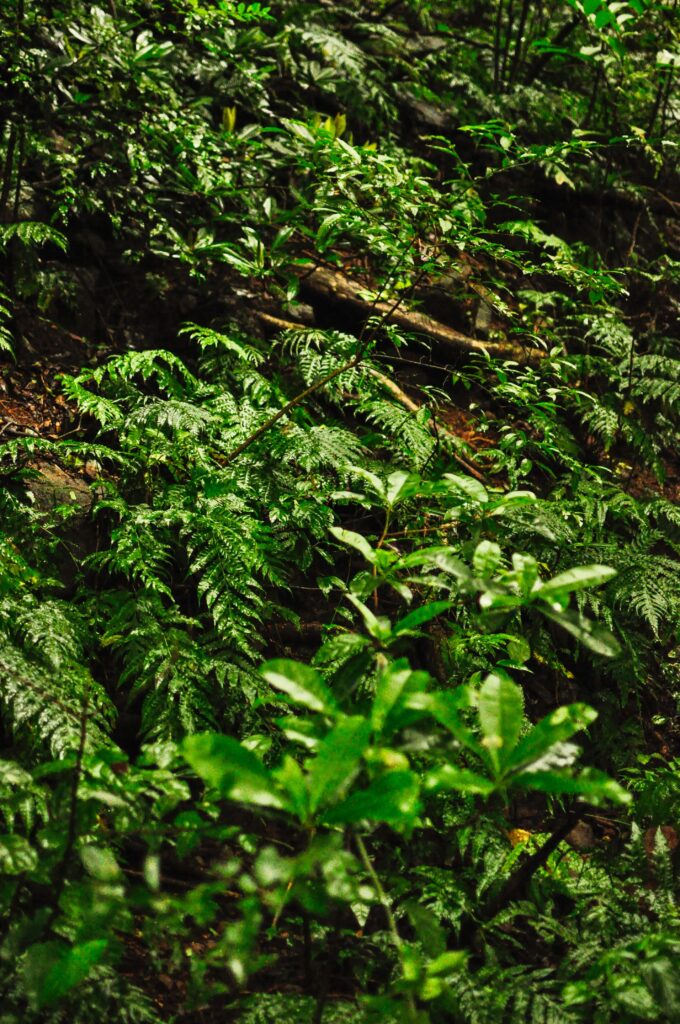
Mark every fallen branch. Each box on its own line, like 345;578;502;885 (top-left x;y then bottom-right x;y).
300;266;543;363
224;273;416;465
459;807;582;947
366;367;487;482
256;310;488;481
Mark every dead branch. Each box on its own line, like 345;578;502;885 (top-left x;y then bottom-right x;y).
300;266;543;363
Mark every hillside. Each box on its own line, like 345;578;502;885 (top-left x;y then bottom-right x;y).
1;2;680;1022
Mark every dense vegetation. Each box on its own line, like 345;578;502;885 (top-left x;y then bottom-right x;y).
1;0;679;1020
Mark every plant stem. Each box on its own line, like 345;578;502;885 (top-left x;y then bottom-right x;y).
355;833;419;1024
48;695;89;929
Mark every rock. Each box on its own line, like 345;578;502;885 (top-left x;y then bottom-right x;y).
24;461;101;591
565;820;596;851
26;460;94;515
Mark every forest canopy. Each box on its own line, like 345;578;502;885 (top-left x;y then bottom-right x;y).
0;1;679;1021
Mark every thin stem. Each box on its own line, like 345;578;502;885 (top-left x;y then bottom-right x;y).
493;0;504;91
223;351;363;466
11;125;24;222
223;251;425;466
0;126;18;224
508;0;531;84
355;833;418;1024
524;15;580;86
499;0;516;90
48;695;89;929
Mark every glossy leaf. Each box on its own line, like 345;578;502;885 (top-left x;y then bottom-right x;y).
425;764;496;795
307;717;372;813
540;565;617;599
540;607;620;656
507;703;598;773
261;659;337;714
473;540;502;577
182;733;285;809
323;770;421;825
477;671;524;773
512;767;631;804
23;940;108;1008
392;600;453;635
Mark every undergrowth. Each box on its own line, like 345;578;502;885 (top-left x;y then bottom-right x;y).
0;0;679;1021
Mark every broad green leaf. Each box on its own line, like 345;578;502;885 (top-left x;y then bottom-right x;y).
385;470;421;507
182;733;284;809
595;7;615;28
372;663;415;732
512;767;631;805
507;635;532;664
489;490;536;516
329;526;376;564
510;553;539;596
275;715;321;750
323;770;420;825
337;137;362;164
473;541;502;577
426;950;468;977
540;608;620;657
404;900;446;956
345;592;392;641
80;845;122;882
285;119;316;144
261;659;337;714
273;755;309;822
348;466;385;500
425;764;495;796
506;704;598;773
540;565;616;599
23;940;108;1008
308;717;372;813
401;547;472;584
393;601;453;635
479;589;523;611
412;690;484;757
477;671;524;773
316;212;344;247
443;474;489;504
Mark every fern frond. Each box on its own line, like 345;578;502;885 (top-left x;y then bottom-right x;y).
0;640;115;757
